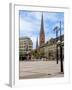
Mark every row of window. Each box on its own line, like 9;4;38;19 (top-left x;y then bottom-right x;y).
20;43;32;45
19;41;32;45
20;49;32;52
19;45;32;48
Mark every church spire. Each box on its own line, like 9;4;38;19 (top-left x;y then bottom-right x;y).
36;37;38;49
40;13;44;33
39;13;45;46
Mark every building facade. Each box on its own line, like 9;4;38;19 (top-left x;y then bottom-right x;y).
19;37;33;60
38;35;64;60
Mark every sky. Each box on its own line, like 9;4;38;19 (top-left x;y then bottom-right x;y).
19;10;64;49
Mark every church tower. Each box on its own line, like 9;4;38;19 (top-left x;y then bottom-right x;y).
39;13;45;46
36;37;38;49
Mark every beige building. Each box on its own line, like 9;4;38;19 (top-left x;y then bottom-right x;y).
19;37;33;55
37;35;64;60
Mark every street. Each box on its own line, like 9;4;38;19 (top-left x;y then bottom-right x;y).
19;60;64;79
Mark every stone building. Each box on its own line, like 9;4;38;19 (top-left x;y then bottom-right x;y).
19;37;33;60
38;35;64;60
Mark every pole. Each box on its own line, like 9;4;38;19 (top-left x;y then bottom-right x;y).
60;21;63;72
56;30;58;64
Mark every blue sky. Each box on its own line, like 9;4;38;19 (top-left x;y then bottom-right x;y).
19;10;64;49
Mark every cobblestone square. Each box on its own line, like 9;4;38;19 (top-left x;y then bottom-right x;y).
19;60;64;79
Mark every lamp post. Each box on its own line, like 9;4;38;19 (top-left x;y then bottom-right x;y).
53;26;59;64
53;21;64;73
60;21;63;72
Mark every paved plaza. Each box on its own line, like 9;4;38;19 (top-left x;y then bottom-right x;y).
19;60;64;79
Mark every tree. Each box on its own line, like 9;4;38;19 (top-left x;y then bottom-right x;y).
19;52;24;61
39;51;45;59
31;50;39;59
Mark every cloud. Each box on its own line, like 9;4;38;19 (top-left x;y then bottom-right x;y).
44;12;64;22
19;11;64;49
20;12;41;37
20;11;41;21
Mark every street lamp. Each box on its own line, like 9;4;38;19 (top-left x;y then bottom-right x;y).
53;21;64;73
53;26;59;64
60;21;63;73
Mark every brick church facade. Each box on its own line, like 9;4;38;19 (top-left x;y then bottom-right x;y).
39;14;45;46
35;13;64;60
